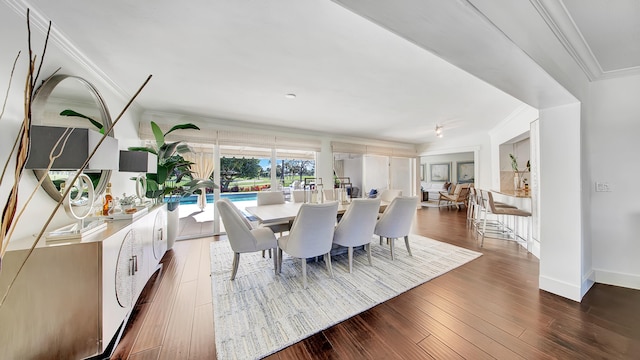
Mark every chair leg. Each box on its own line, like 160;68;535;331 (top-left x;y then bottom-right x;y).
404;235;412;256
480;208;487;247
231;253;240;280
272;247;278;274
347;246;354;273
301;258;308;289
379;235;383;245
365;243;372;266
277;248;283;274
325;253;334;278
389;237;395;260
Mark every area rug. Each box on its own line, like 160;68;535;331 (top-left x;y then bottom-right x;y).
210;234;481;359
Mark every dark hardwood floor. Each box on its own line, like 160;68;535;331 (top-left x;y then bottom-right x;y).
112;207;640;359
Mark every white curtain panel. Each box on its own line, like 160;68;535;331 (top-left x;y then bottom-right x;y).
186;151;214;210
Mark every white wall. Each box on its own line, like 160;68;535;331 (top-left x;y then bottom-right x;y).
418;134;488;188
342;157;363;195
363;155;389;194
420;152;473;186
537;103;587;300
587;74;640;289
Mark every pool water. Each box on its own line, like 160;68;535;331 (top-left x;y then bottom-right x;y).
178;192;257;205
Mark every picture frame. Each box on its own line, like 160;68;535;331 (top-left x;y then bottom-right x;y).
429;163;450;182
457;161;474;184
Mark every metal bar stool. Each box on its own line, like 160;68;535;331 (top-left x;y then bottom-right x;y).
480;191;532;248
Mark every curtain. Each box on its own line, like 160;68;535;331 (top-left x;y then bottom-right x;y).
186;150;214;211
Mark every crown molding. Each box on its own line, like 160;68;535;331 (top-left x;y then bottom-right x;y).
531;0;640;81
4;0;136;102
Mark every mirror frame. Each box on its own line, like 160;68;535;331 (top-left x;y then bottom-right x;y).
31;74;115;202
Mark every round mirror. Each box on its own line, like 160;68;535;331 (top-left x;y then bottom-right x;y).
31;74;114;202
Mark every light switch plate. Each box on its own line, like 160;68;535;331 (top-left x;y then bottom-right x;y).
595;182;611;192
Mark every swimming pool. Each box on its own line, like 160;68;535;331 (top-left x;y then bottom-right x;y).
178;192;258;205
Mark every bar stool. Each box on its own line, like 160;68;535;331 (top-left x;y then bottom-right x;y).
480;191;532;248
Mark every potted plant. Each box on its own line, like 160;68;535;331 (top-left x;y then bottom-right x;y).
509;154;530;190
129;121;217;208
129;121;217;247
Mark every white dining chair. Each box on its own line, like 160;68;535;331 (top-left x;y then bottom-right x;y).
332;198;381;272
277;201;339;288
292;189;306;203
323;188;335;201
256;191;290;259
374;196;419;260
216;199;278;280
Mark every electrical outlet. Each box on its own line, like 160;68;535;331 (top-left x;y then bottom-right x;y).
595;182;611;192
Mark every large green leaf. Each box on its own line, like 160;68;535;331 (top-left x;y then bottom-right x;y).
127;146;158;155
158;141;181;162
164;123;200;137
150;121;165;150
60;109;104;133
176;143;193;154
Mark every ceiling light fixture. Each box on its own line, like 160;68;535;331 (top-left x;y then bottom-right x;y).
435;125;443;138
285;93;297;99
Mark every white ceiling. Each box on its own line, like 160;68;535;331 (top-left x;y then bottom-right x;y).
534;0;640;80
9;0;639;144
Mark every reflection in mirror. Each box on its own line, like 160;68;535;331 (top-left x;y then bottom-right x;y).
31;75;114;202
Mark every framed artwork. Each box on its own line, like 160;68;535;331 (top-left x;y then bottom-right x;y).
457;161;474;184
429;163;450;182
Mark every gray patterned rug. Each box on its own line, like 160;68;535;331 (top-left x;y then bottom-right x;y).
210;234;481;359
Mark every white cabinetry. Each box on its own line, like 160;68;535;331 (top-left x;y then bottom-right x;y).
0;204;167;359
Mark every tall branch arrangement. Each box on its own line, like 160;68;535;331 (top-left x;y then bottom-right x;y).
0;9;152;307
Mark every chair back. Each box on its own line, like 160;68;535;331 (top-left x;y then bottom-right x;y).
323;189;335;201
257;191;285;206
334;198;381;247
457;184;471;200
374;196;419;238
485;191;501;213
291;189;305;203
379;189;402;202
285;201;339;258
216;199;257;253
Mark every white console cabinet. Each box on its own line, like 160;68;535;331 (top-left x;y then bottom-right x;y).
0;204;167;359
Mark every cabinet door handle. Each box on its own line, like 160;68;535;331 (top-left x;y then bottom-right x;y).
133;255;138;273
129;258;135;276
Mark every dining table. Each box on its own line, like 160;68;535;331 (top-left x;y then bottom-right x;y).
245;199;388;224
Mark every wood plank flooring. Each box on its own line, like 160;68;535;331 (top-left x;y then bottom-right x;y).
112;207;640;359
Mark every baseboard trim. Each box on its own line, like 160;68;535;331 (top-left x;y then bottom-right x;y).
539;275;583;302
593;268;640;290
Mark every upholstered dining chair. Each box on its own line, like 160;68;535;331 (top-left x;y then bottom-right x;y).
216;199;278;280
374;196;419;260
256;191;290;258
323;188;335;201
277;201;339;288
332;198;381;272
379;189;402;203
292;189;306;203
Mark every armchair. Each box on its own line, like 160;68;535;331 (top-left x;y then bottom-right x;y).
438;183;471;209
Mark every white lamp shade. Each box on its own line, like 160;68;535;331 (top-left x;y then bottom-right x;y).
25;125;119;170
